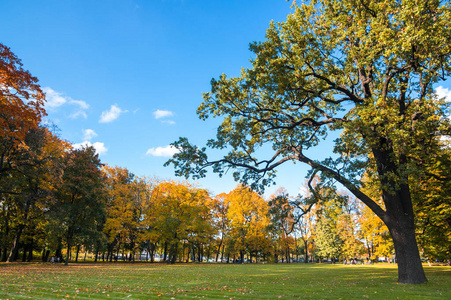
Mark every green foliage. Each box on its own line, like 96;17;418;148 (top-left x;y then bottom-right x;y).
49;146;107;264
413;148;451;261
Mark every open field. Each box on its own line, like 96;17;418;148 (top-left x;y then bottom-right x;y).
0;263;450;299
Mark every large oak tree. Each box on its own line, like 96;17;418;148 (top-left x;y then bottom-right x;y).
166;0;451;284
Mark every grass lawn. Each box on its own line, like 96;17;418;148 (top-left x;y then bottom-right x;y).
0;262;450;299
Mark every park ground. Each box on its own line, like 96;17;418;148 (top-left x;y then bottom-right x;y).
0;262;450;299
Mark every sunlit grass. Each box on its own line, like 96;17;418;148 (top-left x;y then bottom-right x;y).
0;262;449;299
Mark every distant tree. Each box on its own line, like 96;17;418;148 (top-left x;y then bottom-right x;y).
211;193;231;262
358;204;394;261
313;187;347;263
268;188;296;262
149;181;214;264
3;127;68;262
225;185;271;263
166;0;451;283
102;166;141;261
50;146;106;265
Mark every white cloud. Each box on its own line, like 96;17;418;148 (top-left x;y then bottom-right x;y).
153;109;174;119
99;104;126;123
162;120;176;125
73;141;108;156
70;99;90;110
83;129;98;141
146;145;179;157
43;87;90;119
43;87;67;108
435;86;451;102
69;110;88;119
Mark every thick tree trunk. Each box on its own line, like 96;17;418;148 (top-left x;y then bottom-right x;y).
383;186;426;283
387;215;427;284
370;145;428;284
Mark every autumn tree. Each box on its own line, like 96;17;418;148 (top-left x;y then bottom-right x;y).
50;146;106;265
411;146;451;264
225;185;271;263
0;43;46;182
166;0;451;283
268;188;296;262
337;201;365;262
149;181;214;264
1;126;68;262
358;204;393;261
211;193;231;262
0;42;45;261
102;166;144;261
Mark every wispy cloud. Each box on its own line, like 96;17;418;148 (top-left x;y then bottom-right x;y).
153;109;174;119
43;87;90;119
146;145;179;157
69;110;88;119
43;87;67;108
73;141;108;156
83;129;98;141
100;104;126;123
70;99;90;110
435;86;451;102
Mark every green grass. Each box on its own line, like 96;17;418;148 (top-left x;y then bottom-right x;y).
0;262;450;299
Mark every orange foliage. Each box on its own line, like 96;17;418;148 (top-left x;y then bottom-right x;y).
0;43;46;143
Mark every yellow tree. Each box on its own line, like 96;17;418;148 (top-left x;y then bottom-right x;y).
358;204;394;262
102;166;142;261
336;197;366;262
149;181;214;264
211;193;230;262
226;185;270;263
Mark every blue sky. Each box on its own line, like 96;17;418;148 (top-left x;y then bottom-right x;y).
3;0;451;198
2;0;310;197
